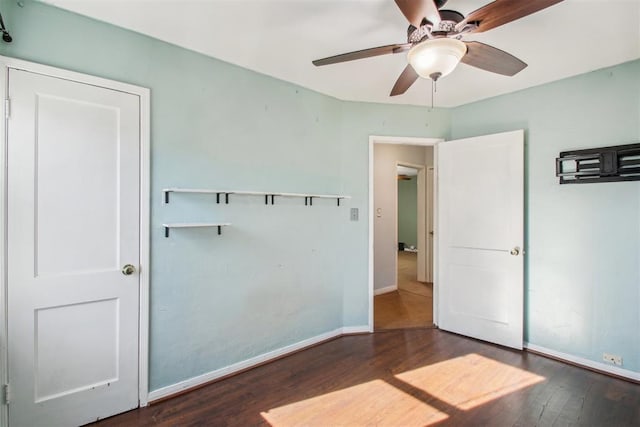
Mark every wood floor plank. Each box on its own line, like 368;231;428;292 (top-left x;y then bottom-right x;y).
374;252;433;330
93;329;640;426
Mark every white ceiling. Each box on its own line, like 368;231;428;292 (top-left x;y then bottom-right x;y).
44;0;640;107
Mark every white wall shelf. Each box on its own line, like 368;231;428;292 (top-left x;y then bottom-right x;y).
163;188;351;206
162;222;231;238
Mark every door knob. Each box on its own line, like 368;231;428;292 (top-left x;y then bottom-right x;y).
121;264;136;275
510;247;520;256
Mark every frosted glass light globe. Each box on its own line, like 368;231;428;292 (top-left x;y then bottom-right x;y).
407;38;467;81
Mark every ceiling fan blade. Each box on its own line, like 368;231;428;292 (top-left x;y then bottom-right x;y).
390;64;419;96
312;43;411;67
459;0;564;33
394;0;441;27
461;41;527;76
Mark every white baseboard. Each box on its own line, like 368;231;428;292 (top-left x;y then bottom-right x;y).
374;285;397;296
525;342;640;382
342;325;371;334
148;326;371;402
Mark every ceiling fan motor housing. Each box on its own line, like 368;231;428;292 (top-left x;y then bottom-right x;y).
409;9;466;42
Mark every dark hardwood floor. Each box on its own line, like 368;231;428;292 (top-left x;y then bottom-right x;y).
95;329;640;426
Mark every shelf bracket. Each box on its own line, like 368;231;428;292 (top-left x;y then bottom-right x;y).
164;190;170;204
163;224;227;238
215;192;230;204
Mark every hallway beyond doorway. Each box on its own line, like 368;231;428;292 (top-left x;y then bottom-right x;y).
374;252;433;330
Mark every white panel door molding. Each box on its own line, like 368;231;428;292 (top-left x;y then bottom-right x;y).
416;166;427;283
426;167;434;283
3;63;149;427
437;130;524;349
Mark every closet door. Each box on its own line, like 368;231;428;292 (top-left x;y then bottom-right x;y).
8;68;141;426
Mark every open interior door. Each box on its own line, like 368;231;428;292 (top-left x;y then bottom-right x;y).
437;130;524;349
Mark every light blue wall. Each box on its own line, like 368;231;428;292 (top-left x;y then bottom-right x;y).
0;0;450;390
451;60;640;373
398;178;418;248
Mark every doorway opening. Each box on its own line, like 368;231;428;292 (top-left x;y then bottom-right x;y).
375;164;433;329
368;136;442;331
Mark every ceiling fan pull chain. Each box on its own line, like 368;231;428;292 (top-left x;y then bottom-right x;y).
430;79;436;109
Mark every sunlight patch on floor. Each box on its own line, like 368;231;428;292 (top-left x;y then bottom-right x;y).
261;379;448;426
395;353;545;411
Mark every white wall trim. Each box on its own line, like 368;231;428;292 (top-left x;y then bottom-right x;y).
137;73;151;408
432;146;440;325
374;285;397;296
369;135;441;145
0;60;8;427
148;327;370;402
0;56;152;418
525;342;640;382
341;325;370;335
368;135;443;333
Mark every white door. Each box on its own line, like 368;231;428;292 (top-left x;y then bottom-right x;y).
7;69;141;426
437;130;524;349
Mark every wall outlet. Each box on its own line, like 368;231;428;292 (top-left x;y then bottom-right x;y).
603;353;623;366
350;208;359;221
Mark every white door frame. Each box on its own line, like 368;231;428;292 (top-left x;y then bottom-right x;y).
368;135;442;331
0;56;151;425
426;166;435;283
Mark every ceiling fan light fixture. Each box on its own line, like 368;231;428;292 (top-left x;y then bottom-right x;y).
407;38;467;80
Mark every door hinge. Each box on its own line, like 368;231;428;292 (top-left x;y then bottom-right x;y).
4;98;10;119
2;383;9;405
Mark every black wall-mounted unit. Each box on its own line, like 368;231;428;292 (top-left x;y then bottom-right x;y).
555;143;640;184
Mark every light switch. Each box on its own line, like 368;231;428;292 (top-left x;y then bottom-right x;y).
350;208;359;221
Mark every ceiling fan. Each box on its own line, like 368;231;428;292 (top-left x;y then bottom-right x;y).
312;0;565;96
